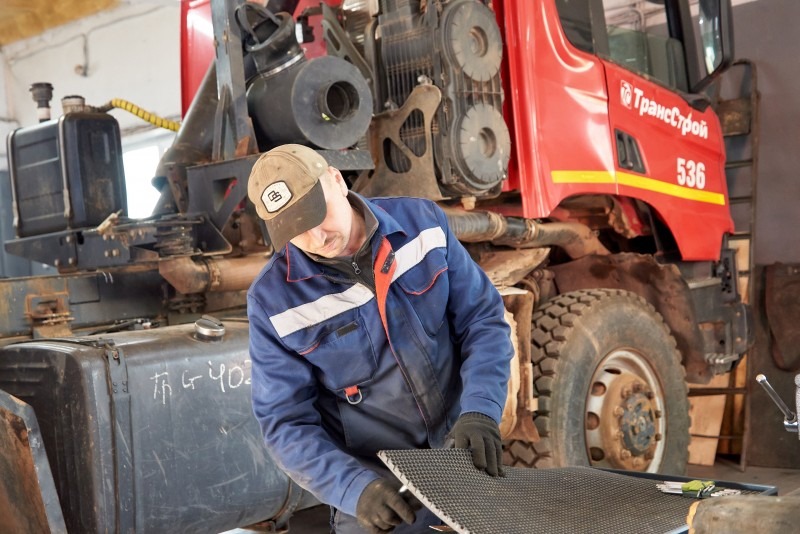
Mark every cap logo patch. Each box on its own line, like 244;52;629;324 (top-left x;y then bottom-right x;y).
262;181;292;213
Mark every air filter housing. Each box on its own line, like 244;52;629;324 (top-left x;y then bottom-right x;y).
377;0;510;196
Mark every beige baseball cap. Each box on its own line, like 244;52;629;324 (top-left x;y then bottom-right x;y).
247;144;329;250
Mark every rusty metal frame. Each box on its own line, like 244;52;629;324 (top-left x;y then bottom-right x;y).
0;390;67;533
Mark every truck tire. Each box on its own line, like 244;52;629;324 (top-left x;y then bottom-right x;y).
504;289;690;474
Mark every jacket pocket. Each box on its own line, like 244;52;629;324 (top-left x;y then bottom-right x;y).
396;251;449;337
300;316;377;392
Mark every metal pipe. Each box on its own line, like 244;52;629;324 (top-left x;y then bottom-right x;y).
443;208;609;259
756;374;798;434
157;63;219;177
158;255;267;294
152;63;220;215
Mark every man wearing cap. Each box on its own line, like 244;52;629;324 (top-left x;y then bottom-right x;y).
246;144;513;533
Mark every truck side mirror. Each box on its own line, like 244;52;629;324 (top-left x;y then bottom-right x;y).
691;0;735;92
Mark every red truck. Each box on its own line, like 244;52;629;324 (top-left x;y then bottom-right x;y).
0;0;747;531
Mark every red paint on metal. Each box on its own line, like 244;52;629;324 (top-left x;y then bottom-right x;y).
603;60;733;259
499;0;731;260
180;0;214;117
502;0;615;219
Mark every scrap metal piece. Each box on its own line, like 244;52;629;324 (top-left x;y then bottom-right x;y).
377;449;764;534
0;390;66;533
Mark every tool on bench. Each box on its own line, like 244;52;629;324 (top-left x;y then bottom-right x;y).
656;480;741;499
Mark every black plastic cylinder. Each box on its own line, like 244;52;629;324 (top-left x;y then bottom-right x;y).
247;55;373;150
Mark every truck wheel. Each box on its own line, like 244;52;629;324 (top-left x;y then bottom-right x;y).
504;289;690;474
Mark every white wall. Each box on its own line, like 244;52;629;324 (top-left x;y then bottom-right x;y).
0;1;181;170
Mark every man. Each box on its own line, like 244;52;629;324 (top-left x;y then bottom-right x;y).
246;144;513;533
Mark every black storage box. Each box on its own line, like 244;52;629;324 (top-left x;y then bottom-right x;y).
6;112;127;237
0;321;310;533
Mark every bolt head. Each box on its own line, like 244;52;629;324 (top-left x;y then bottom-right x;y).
620;449;632;460
613;406;625;417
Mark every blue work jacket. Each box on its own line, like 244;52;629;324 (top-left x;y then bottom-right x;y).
247;195;513;516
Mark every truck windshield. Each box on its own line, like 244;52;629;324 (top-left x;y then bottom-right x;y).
555;0;731;94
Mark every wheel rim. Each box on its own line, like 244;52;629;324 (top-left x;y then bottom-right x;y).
584;348;666;472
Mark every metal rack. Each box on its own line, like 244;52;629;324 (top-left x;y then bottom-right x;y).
688;59;760;471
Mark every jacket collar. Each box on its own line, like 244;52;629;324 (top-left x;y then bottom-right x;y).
284;193;406;282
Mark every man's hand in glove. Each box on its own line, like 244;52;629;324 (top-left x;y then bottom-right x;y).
355;478;420;533
450;412;505;476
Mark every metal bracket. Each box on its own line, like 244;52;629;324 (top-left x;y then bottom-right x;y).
103;340;135;532
211;0;257;161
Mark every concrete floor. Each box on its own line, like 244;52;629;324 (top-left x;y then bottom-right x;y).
226;458;800;533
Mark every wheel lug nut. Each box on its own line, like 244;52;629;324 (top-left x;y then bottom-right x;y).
613;406;625;417
621;387;632;399
632;457;642;467
654;409;662;418
620;449;632;460
633;383;643;393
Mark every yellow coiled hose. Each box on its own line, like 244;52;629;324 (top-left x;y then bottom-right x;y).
99;98;180;132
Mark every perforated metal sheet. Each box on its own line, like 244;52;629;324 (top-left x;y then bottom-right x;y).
378;449;761;534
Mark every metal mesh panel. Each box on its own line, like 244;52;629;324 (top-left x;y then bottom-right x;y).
378;449;762;534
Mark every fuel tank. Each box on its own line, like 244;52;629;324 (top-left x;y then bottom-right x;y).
0;318;313;533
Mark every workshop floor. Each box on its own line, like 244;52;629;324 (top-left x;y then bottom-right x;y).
226;458;800;533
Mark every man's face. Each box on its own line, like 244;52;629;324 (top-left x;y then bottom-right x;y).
289;167;355;258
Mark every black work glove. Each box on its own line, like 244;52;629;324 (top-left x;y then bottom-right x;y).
449;412;505;477
355;478;419;533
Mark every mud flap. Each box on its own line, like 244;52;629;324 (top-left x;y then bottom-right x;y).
0;389;66;533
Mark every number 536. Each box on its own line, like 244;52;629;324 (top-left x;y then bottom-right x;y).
677;158;705;189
